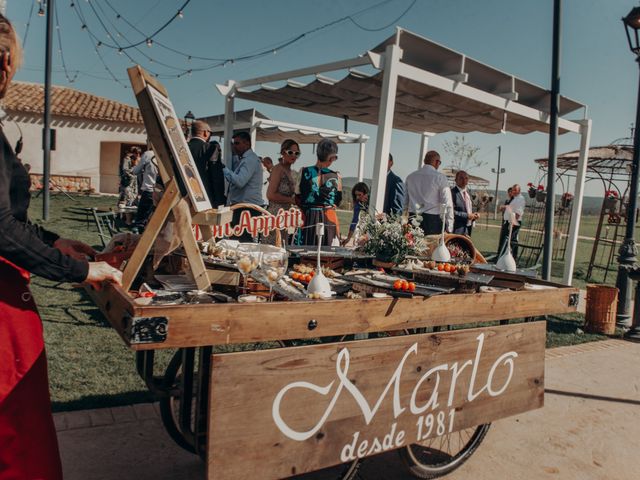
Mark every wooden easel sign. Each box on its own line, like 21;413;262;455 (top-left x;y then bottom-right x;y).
208;322;545;479
145;83;212;212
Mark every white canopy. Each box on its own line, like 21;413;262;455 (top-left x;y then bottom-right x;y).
198;108;369;180
217;27;591;284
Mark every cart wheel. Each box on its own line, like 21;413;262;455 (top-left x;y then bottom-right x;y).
398;423;491;478
159;352;197;455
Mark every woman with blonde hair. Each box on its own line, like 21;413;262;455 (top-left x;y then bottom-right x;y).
0;14;122;479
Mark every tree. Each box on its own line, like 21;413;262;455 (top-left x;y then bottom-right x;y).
442;135;485;171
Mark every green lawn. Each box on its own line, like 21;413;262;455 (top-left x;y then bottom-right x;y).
23;194;617;412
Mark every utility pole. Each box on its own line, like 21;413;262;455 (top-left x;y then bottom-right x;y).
43;0;54;220
491;146;504;219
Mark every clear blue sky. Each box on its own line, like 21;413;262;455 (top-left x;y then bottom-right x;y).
6;0;638;196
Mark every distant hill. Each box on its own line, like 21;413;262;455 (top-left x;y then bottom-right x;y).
341;176;606;215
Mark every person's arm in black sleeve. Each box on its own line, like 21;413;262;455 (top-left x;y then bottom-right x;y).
0;147;88;282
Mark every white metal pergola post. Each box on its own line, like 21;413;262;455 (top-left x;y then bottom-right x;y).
562;118;592;285
419;132;435;169
357;142;366;182
222;85;235;168
249;109;257;150
370;43;403;214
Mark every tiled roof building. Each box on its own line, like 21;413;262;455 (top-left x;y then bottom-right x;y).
3;81;143;124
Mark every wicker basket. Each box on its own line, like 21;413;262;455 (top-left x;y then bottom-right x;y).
584;285;618;335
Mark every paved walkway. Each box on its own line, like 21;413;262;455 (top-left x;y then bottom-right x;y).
56;339;639;480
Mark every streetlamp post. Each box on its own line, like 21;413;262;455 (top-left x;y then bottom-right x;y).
183;110;195;138
616;6;640;327
491;145;504;220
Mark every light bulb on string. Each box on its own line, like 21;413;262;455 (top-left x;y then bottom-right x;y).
118;48;123;55
146;38;153;47
178;10;184;18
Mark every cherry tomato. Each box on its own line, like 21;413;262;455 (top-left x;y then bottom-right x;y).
309;271;315;277
393;280;403;290
303;274;312;283
401;280;409;291
437;263;445;271
444;263;452;273
408;282;416;292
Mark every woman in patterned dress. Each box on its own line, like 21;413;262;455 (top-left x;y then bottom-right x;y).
297;139;342;245
264;139;299;245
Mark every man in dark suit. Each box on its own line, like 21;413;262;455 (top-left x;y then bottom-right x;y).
451;170;479;235
383;154;405;215
188;120;226;207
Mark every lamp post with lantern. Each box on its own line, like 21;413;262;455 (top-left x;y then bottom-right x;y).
183;110;195;138
616;6;640;329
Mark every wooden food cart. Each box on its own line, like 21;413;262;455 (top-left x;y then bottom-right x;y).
87;66;580;480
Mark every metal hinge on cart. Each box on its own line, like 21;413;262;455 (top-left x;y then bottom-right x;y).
123;315;169;344
568;293;580;307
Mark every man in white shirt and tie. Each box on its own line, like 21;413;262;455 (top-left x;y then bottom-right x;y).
404;150;453;235
498;183;526;257
451;170;479;236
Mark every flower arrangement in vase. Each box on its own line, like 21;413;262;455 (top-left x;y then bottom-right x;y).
358;213;426;265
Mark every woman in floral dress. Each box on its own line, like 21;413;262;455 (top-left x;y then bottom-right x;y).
297;139;342;245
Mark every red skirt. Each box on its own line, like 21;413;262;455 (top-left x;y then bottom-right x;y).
0;257;62;480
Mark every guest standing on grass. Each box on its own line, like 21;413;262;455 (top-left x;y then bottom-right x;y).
298;138;342;245
0;14;123;480
404;150;453;235
264;140;299;245
131;142;158;233
451;170;479;236
497;183;526;258
383;154;405;216
342;182;369;246
223;131;264;242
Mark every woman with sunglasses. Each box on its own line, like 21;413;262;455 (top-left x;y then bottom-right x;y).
341;182;369;246
263;139;300;245
297;138;342;245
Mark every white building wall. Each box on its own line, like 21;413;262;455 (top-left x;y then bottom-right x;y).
3;113;146;193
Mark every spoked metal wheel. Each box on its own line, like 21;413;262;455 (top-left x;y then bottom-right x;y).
159;348;208;457
289;459;360;480
399;423;491;478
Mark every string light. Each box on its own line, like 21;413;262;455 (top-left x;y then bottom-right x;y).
22;0;36;49
58;0;417;84
38;1;45;17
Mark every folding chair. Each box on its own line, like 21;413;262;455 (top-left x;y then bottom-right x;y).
91;208;120;248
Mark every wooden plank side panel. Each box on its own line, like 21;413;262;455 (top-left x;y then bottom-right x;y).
132;287;577;349
84;283;136;344
208;322;545;480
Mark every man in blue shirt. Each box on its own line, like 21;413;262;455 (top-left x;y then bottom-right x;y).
223;131;264;241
